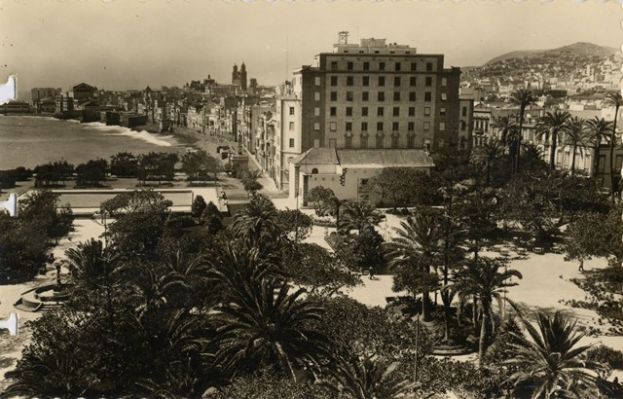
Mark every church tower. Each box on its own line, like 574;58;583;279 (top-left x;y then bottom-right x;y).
240;62;248;92
232;64;239;86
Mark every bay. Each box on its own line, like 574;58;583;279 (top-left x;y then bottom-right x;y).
0;115;183;169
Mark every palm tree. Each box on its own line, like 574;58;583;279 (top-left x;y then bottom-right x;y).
384;211;443;322
586;117;614;179
134;310;213;398
339;201;384;234
123;262;191;320
212;277;328;381
446;257;522;366
563;117;589;175
490;115;516;147
230;194;280;245
324;355;415;399
504;310;605;398
605;92;623;199
469;140;505;185
65;239;121;333
510;89;537;173
536;110;571;170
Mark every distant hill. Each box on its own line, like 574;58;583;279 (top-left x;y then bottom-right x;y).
486;42;618;65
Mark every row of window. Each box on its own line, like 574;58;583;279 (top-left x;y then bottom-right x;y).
329;60;435;73
329;75;442;87
328;121;445;132
327;91;445;102
328;106;445;117
342;135;417;149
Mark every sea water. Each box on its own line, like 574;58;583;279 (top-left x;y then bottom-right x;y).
0;115;181;169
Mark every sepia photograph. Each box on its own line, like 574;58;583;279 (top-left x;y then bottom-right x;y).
0;0;622;397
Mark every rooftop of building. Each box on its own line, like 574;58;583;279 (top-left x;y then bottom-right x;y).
338;148;434;168
293;147;434;169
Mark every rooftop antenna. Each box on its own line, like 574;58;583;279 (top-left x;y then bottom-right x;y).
285;34;289;81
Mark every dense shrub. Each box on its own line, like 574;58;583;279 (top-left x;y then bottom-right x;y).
210;372;332;399
586;345;623;370
309;296;433;357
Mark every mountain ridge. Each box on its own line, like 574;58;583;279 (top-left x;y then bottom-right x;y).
485;42;619;65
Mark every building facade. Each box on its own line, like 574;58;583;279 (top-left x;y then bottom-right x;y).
292;34;466;154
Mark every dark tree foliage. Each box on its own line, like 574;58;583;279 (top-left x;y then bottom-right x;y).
370;167;443;209
33;161;74;187
209;372;333;399
229;194;281;250
201;201;224;234
501;172;607;245
0;170;16;190
75;159;107;187
19;189;74;242
565;212;611;270
110;152;138;177
352;226;386;274
137;152;178;184
0;212;52;281
191;195;207;218
275;209;313;242
242;178;263;196
309;296;433;358
8;167;33;181
307;186;344;220
397;353;505;398
181;150;217;184
103;190;172;258
281;243;359;297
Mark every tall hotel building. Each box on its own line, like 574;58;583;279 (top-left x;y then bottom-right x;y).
290;32;471;152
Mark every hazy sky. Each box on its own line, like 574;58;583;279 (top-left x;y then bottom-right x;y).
0;0;620;94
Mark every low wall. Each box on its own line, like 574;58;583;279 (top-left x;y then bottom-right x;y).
52;189;194;209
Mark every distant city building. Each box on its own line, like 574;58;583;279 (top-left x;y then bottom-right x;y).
31;87;61;102
72;83;98;102
232;63;248;92
0;100;31;114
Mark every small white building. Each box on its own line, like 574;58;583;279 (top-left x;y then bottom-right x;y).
289;147;434;205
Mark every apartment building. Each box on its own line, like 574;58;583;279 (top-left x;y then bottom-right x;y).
273;85;303;191
292;33;465;153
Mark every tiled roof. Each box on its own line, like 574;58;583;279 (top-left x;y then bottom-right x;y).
292;147;338;166
293;148;434;168
337;149;434;168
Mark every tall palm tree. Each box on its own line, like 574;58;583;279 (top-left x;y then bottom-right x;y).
469;140;505;186
504;310;605;398
384;211;443;322
491;115;516;175
536;110;571;170
339;201;384;234
65;239;121;333
563;117;589;175
586;117;614;179
490;115;516;147
446;257;522;366
212;277;328;382
324;355;415;399
605;92;623;199
510;89;537;173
